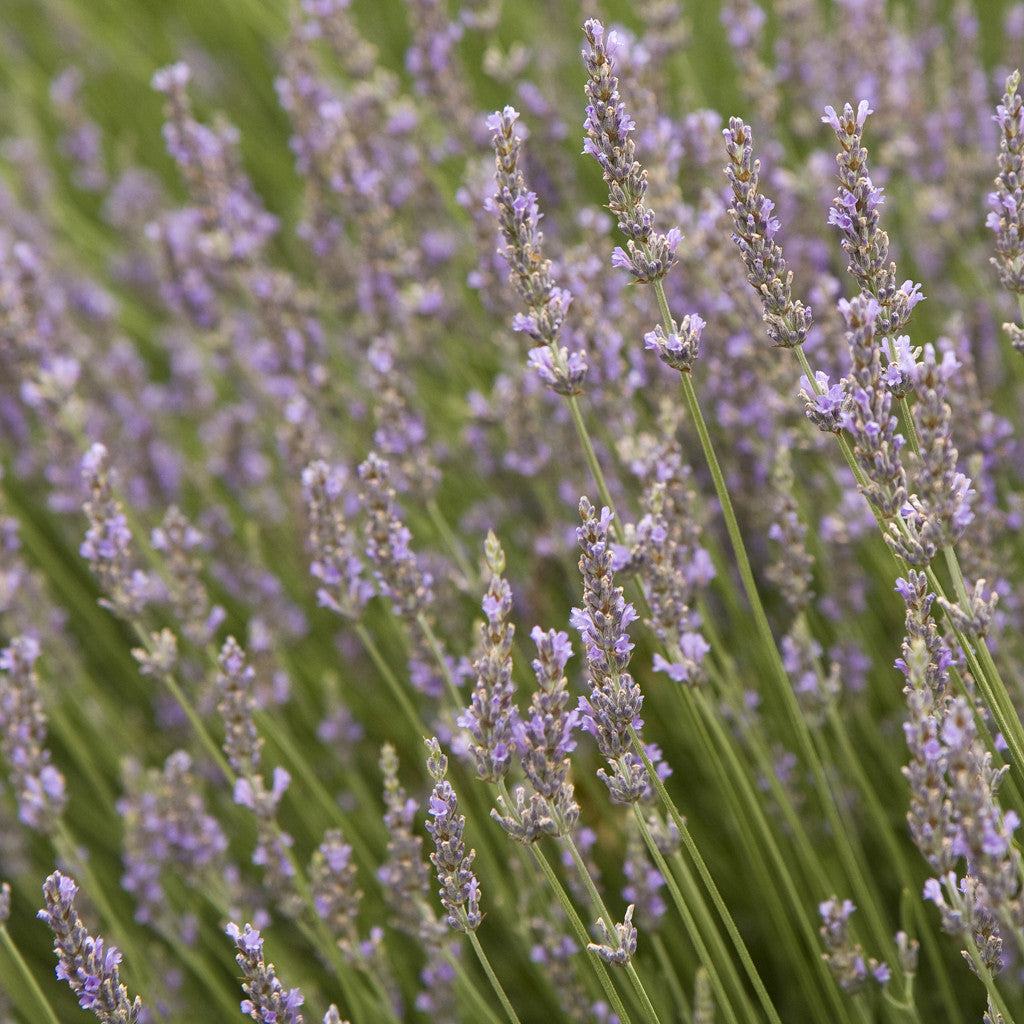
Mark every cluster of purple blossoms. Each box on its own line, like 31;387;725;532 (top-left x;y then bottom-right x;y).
424;737;482;933
117;751;229;938
587;903;637;966
897;573;1022;975
493;625;580;843
722;117;813;349
836;293;910;521
301;460;372;620
457;532;518;782
573;498;662;805
150;505;225;646
892;344;975;567
216;636;264;777
988;69;1024;350
225;922;305;1024
822;100;924;337
80;443;151;619
487;105;585;396
358;452;448;698
581;19;681;284
38;872;143;1023
818;897;890;993
0;635;66;831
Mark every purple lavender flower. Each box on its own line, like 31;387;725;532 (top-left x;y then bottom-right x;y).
581;19;681;283
723;117;813;348
38;872;143;1023
890;343;975;567
117;751;229;936
487;105;586;395
987;70;1024;320
818;896;889;992
836;293;910;524
494;625;580;842
457;532;518;782
572;498;650;804
217;636;264;777
301;460;372;620
822;100;924;336
642;316;705;374
226;922;305;1023
80;443;151;618
424;737;481;933
0;636;66;831
151;505;224;645
309;829;368;963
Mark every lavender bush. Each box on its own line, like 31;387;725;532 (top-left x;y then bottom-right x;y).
1;0;1024;1021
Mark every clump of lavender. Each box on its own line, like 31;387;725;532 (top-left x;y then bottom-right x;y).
581;18;681;284
79;443;150;618
424;737;482;933
572;498;652;805
988;69;1024;349
216;636;296;895
723;117;813;348
493;624;580;842
487;105;585;395
836;292;910;522
458;531;518;782
301;460;372;620
38;871;143;1023
822;100;924;336
226;922;305;1024
0;636;66;832
818;896;889;993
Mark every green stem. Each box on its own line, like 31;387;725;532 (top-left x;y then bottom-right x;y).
466;929;524;1024
0;923;63;1024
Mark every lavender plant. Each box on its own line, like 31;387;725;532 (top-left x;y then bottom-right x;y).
2;3;1024;1023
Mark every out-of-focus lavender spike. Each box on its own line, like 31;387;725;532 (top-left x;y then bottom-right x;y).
458;532;518;782
818;896;890;992
301;460;371;620
50;68;108;193
988;70;1024;350
80;443;152;619
117;751;229;938
151;505;224;646
39;872;143;1023
0;636;66;832
216;636;264;777
226;922;305;1023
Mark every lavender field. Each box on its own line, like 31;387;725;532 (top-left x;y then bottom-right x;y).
1;0;1024;1021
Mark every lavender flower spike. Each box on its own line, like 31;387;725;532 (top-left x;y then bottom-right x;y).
38;871;143;1023
573;498;650;804
0;636;66;831
582;18;681;283
457;531;518;782
487;105;585;395
723;117;813;348
226;922;305;1023
987;70;1024;350
425;737;482;933
822;101;924;337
